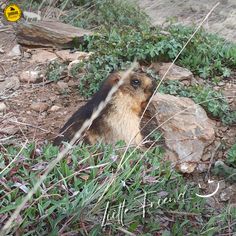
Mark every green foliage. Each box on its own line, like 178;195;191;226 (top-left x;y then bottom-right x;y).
1;142;236;235
212;160;236;183
46;60;67;82
1;142;235;235
169;25;236;78
227;143;236;168
75;25;236;100
62;0;149;30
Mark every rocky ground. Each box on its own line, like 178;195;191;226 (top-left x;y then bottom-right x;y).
138;0;236;43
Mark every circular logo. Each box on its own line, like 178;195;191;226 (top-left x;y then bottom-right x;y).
4;4;22;22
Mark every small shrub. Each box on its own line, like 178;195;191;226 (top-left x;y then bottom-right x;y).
227;143;236;168
46;60;67;82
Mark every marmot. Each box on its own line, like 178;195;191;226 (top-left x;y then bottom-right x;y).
53;71;156;146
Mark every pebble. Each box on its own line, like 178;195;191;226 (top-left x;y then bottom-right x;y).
7;44;21;57
20;70;43;83
30;102;49;112
57;81;69;91
1;125;20;135
0;102;7;112
0;47;4;54
49;105;61;112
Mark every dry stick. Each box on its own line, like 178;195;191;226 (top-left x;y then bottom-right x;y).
206;142;221;179
94;2;221;206
0;63;137;235
57;0;70;19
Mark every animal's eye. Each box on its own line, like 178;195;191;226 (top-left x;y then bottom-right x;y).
131;79;141;88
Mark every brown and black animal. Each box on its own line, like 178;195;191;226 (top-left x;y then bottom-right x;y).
53;71;156;146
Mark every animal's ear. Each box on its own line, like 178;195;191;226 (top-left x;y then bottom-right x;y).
107;72;121;85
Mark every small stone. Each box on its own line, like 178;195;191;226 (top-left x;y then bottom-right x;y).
218;82;225;86
1;125;20;135
202;151;212;161
220;188;232;202
20;70;43;83
0;76;20;94
49;105;61;112
68;80;77;87
57;81;68;91
0;102;7;112
49;95;57;102
1;3;6;10
7;44;21;57
150;62;193;81
196;163;208;173
23;52;31;59
30;102;49;112
0;47;4;54
23;11;41;21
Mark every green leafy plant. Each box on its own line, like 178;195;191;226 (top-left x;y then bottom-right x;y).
227;143;236;168
46;60;67;82
1;142;235;235
62;0;150;30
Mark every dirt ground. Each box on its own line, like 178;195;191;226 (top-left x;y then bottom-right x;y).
138;0;236;43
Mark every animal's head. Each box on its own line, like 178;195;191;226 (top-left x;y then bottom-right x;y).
106;71;156;106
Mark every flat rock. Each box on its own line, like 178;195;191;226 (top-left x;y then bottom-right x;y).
150;93;215;173
16;21;93;49
56;50;91;62
0;76;20;95
30;102;49;112
151;62;193;81
30;49;57;63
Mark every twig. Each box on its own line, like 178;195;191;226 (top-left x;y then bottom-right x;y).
8;119;54;134
117;227;136;236
205;142;221;179
164;210;200;217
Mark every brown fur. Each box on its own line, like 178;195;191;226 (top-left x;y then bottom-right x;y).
53;71;156;146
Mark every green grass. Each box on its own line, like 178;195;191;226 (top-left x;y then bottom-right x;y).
1;143;235;235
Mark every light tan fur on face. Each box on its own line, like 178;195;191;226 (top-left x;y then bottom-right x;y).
105;91;143;145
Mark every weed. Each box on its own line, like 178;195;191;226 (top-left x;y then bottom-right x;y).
62;0;150;30
227;143;236;168
46;60;67;82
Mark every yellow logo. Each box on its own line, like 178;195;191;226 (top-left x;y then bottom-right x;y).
4;4;22;22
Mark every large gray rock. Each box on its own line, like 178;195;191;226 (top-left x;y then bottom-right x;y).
150;93;215;173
